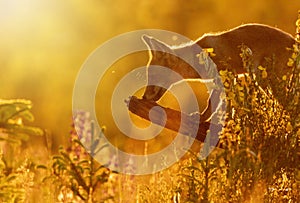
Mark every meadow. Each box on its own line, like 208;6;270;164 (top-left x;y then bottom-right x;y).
1;1;300;202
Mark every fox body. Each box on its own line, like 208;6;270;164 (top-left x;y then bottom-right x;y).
142;24;295;108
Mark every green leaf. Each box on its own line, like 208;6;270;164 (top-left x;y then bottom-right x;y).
0;99;32;123
58;164;67;172
6;174;18;182
78;160;89;166
73;139;85;148
0;136;22;145
52;155;66;163
36;165;48;170
1;122;43;142
5;132;30;142
75;165;84;173
18;109;34;122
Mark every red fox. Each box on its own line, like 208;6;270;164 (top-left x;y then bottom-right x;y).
142;24;295;120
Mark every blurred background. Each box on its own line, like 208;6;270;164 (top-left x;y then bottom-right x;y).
1;0;300;151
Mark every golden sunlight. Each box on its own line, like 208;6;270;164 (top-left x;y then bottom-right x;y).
1;1;300;201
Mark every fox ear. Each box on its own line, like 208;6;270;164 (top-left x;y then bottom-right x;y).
142;35;174;59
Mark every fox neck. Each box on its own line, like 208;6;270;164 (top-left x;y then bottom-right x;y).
173;43;218;79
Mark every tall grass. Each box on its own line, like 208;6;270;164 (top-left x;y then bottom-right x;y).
1;15;300;203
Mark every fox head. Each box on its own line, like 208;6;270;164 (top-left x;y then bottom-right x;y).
142;35;209;101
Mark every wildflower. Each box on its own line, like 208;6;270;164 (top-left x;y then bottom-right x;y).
238;91;245;101
219;70;228;76
296;18;300;27
291;52;298;59
282;75;287;81
235;124;241;132
293;44;299;52
236;84;244;91
286;122;293;133
73;110;92;144
257;65;268;78
287;58;294;67
123;156;136;174
224;81;230;89
228;92;235;100
204;47;216;57
257;65;265;71
297;128;300;137
261;70;268;79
